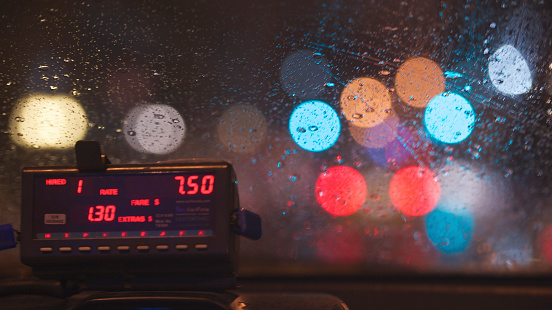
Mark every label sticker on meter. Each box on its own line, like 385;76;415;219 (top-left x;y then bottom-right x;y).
44;214;66;225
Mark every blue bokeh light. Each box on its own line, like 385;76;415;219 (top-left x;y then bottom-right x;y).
289;100;341;152
426;208;474;254
424;93;475;144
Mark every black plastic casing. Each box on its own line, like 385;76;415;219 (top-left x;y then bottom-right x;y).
20;160;239;290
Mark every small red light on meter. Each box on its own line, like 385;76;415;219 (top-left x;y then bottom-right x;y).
45;234;51;239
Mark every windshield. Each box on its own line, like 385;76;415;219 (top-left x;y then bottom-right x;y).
1;0;551;279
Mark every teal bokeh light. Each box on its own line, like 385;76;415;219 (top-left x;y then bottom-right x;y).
426;208;474;254
424;93;475;144
289;100;341;152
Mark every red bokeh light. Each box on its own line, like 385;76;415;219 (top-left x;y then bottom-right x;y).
315;227;364;264
538;224;552;263
388;166;440;216
315;166;368;216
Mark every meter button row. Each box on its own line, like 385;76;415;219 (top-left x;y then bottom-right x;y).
38;244;208;253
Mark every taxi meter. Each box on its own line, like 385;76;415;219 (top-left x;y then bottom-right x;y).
20;141;261;290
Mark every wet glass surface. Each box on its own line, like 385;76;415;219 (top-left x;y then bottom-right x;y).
0;0;551;278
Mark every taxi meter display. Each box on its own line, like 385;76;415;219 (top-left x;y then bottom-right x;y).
19;159;258;289
33;171;218;240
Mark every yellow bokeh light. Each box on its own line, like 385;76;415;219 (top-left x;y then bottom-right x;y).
9;94;88;149
217;104;267;153
340;77;393;128
394;57;445;108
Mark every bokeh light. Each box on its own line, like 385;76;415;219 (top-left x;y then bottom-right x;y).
395;57;445;108
424;92;475;144
315;225;364;264
537;224;552;264
436;161;509;220
123;104;186;154
426;208;474;254
289;100;341;152
366;147;389;168
217;104;267;153
488;45;532;95
340;77;393;128
9;94;87;149
350;115;399;149
315;166;367;216
389;166;440;216
280;50;332;99
384;125;436;169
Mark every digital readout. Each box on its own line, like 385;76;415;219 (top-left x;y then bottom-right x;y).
33;172;218;239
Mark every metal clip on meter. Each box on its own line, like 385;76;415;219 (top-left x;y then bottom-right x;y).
20;141;261;290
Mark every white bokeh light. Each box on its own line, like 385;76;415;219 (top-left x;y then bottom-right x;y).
123;104;186;154
9;94;88;149
488;45;532;95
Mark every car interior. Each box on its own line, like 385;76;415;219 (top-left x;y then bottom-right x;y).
1;0;552;309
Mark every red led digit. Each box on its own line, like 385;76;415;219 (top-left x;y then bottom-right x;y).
160;231;166;236
200;175;215;194
83;233;89;238
77;179;83;194
187;175;199;194
94;205;105;221
140;231;146;237
104;205;116;221
88;207;95;222
175;176;186;195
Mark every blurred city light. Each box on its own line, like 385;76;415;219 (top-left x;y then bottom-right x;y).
9;94;87;149
488;45;532;95
217;104;267;153
424;92;475;144
395;57;445;108
123;104;186;154
340;77;393;128
289;100;341;152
